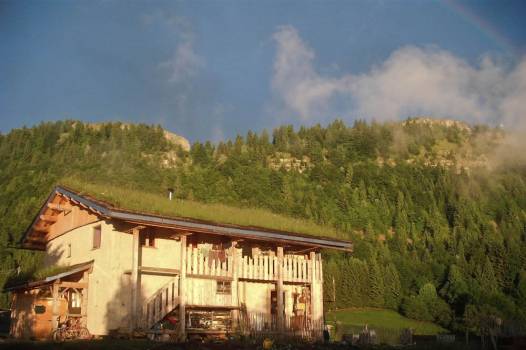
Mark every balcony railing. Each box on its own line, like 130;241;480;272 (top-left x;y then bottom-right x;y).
184;247;322;283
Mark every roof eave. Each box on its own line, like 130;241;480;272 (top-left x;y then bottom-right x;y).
3;260;93;292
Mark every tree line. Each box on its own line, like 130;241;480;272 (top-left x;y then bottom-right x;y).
0;119;524;333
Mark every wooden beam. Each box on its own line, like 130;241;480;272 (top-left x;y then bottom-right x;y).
277;246;284;332
33;226;50;233
81;271;89;327
230;241;239;330
51;283;59;331
178;234;187;341
40;215;58;223
124;225;146;234
130;227;142;331
186;274;233;281
139;266;180;275
310;251;316;325
58;281;88;289
289;246;318;255
186;304;239;310
47;202;72;212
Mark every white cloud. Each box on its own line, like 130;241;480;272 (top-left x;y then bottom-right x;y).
271;25;526;128
161;40;204;83
146;12;205;84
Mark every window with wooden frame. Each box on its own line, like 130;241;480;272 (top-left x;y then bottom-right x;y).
216;281;231;295
68;290;82;315
140;230;156;248
92;225;101;249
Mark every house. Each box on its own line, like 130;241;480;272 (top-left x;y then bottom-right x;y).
7;185;352;340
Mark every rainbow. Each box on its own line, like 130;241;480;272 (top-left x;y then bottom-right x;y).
443;0;518;56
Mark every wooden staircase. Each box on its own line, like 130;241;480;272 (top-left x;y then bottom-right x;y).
141;277;180;330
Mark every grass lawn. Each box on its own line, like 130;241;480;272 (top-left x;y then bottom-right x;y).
0;338;473;350
326;307;446;337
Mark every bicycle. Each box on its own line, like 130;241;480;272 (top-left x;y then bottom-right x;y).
52;316;92;341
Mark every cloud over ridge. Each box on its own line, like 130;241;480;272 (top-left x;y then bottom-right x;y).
272;25;526;128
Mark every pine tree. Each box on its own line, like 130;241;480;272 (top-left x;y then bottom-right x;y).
383;263;402;309
368;258;385;307
440;264;469;315
478;257;499;295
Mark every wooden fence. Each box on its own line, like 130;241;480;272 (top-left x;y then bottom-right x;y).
241;312;323;340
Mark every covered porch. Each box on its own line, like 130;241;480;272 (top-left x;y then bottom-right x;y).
6;261;92;340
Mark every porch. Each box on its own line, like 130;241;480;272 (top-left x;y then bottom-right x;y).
6;261;92;340
134;233;324;339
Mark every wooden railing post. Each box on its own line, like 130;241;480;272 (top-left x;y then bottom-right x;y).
178;235;187;341
277;246;284;332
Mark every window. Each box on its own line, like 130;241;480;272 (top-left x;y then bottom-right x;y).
34;305;46;314
140;231;155;248
68;290;82;315
216;281;231;295
92;225;101;249
66;243;71;258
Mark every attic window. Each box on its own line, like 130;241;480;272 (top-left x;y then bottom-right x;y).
92;225;101;249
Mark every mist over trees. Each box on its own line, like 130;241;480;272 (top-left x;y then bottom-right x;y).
1;118;525;332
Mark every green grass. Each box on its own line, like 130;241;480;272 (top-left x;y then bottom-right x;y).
326;307;446;342
4;265;76;289
0;339;475;350
33;265;74;280
60;178;345;240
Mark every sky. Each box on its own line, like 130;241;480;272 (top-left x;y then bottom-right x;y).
1;0;525;142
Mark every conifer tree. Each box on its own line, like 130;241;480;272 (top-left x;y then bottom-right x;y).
383;263;402;309
368;258;385;307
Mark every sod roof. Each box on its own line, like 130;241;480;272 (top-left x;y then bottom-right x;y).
22;179;352;251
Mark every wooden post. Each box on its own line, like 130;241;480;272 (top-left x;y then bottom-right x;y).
309;251;316;325
51;282;60;331
130;228;142;330
231;241;239;330
81;271;89;327
318;254;324;332
277;246;284;333
178;235;187;341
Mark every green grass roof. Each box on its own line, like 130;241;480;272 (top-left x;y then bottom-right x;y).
60;178;345;240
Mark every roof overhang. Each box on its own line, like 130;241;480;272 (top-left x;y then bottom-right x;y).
21;186;353;251
4;260;93;292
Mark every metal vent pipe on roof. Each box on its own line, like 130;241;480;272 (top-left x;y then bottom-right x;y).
167;188;174;201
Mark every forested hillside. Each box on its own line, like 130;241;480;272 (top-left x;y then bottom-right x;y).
1;119;525;333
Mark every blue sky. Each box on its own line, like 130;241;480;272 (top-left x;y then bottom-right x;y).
1;0;525;141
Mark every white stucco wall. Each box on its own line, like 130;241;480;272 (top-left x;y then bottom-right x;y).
44;221;181;335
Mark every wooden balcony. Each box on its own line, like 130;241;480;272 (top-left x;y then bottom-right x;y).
185;246;323;284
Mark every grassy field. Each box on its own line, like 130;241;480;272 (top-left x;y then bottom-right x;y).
60;178;345;239
326;307;446;343
0;339;475;350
